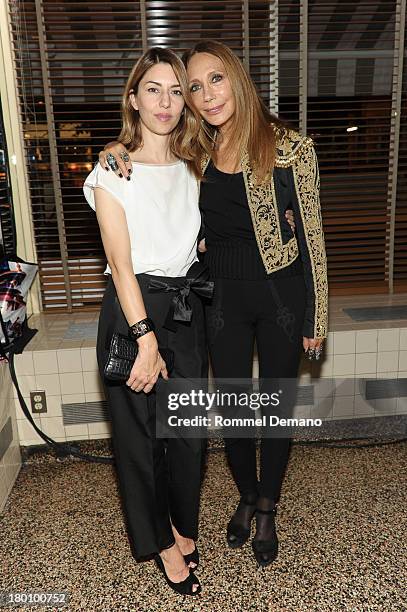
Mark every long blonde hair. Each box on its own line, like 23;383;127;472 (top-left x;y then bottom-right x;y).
182;40;292;183
118;47;202;179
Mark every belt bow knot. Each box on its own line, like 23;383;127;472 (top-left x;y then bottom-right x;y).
147;261;214;331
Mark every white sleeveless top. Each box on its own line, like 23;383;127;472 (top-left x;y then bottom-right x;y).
83;160;200;277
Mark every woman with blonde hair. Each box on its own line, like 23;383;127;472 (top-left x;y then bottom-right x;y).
99;40;328;569
83;47;212;596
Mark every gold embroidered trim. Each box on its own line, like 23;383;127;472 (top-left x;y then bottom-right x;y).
292;140;328;339
241;150;299;273
200;154;210;175
275;128;314;168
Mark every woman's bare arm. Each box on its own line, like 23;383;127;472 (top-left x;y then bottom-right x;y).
94;187;168;392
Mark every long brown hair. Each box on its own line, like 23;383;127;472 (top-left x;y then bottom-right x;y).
182;40;292;183
118;47;202;179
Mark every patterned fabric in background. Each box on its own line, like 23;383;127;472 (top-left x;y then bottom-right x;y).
0;257;37;350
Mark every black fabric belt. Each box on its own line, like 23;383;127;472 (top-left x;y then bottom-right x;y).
147;261;214;331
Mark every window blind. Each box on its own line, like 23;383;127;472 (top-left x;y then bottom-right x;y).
0;102;15;258
307;0;398;293
394;39;407;290
7;0;407;309
10;0;143;308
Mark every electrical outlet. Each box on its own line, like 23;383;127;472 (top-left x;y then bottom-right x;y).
30;391;47;414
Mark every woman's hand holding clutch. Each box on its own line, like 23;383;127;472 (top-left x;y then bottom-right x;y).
126;332;169;393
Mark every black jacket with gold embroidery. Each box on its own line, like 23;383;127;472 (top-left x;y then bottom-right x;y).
201;128;328;340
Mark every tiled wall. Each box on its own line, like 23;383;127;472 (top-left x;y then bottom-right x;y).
12;327;407;446
13;348;110;446
0;360;22;511
298;328;407;419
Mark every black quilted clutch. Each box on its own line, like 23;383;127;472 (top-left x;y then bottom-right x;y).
104;332;174;382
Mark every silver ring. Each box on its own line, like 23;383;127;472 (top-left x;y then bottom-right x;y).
106;152;119;171
120;151;130;162
315;346;323;360
307;345;324;361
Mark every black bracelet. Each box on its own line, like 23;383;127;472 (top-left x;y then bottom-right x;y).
128;317;155;340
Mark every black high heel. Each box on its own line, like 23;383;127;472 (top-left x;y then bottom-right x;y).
226;494;258;549
183;544;199;569
154;554;201;596
252;506;278;567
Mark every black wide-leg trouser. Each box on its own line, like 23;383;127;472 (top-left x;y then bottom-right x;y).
97;273;208;561
205;271;307;503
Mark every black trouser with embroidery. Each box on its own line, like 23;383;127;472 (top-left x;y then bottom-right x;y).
205;269;306;502
97;273;208;561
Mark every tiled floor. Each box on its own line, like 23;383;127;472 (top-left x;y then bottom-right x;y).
1;441;405;611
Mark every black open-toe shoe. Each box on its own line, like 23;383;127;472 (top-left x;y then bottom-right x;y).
183;544;199;569
252;506;278;568
226;494;258;549
155;554;201;596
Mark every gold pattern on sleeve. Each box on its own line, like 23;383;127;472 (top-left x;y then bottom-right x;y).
241;151;299;272
292;139;328;339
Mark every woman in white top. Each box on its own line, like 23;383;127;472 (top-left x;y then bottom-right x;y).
83;47;211;596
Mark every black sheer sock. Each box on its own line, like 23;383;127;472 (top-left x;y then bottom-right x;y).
230;492;258;529
227;491;258;547
253;497;276;543
251;496;278;566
